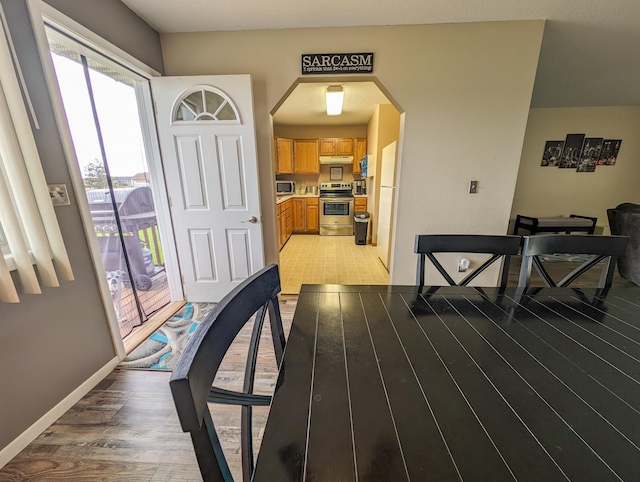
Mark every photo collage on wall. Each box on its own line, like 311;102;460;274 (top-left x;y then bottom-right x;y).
540;134;621;172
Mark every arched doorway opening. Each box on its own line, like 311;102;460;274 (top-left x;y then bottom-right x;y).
270;77;404;294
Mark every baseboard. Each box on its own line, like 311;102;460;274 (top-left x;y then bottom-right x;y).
0;356;120;469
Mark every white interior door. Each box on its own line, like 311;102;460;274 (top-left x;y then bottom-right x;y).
152;75;264;301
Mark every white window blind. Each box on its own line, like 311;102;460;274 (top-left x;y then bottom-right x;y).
0;12;73;302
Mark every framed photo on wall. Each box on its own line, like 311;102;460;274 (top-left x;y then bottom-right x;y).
576;137;603;172
558;133;585;169
330;166;343;180
540;140;564;166
598;139;622;165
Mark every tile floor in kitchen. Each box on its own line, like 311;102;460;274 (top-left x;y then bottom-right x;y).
278;234;390;294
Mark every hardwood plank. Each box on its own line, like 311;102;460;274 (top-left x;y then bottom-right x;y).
304;293;355;481
123;301;186;354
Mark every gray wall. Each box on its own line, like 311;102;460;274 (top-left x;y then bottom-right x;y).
43;0;164;74
0;0;163;454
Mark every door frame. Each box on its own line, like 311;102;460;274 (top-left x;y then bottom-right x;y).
27;0;182;358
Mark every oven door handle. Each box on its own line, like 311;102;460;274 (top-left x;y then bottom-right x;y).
320;197;354;202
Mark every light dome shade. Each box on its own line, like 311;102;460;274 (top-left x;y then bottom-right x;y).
326;86;344;116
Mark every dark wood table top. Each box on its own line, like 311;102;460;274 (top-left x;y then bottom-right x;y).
254;285;640;481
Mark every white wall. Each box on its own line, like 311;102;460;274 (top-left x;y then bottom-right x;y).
511;107;640;233
161;20;544;284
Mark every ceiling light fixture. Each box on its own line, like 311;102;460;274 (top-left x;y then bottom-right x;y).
325;85;344;116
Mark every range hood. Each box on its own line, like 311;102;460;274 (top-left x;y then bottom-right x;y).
319;156;354;165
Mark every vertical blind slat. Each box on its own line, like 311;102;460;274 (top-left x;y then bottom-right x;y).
0;250;19;302
0;11;74;302
0;22;73;282
0;86;59;288
0;163;41;295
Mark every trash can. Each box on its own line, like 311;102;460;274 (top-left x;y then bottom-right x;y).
354;212;370;245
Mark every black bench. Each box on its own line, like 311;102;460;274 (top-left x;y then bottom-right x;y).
512;214;597;235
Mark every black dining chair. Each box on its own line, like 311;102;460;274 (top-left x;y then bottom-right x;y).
169;264;286;482
517;234;630;288
414;234;522;289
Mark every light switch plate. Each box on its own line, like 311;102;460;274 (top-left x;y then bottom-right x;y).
469;180;478;194
49;184;71;206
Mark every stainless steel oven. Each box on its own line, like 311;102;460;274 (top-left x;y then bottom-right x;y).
319;182;354;235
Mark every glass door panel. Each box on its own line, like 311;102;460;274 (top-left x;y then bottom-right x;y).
47;28;171;339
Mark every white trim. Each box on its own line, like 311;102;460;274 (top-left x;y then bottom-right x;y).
32;0;160;79
0;356;120;469
135;83;183;300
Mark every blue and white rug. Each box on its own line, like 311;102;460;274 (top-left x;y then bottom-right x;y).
120;302;215;370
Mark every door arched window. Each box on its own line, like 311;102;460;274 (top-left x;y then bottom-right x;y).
173;87;240;123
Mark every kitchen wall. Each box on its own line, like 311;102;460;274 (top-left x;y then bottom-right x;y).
367;104;401;244
161;20;544;284
510;106;640;233
0;0;163;461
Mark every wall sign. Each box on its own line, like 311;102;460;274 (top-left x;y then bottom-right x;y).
301;53;374;75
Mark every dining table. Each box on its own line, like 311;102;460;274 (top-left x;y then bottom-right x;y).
252;284;640;481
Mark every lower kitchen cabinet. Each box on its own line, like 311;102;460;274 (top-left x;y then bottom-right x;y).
278;198;294;250
306;199;319;232
293;197;319;234
354;197;367;213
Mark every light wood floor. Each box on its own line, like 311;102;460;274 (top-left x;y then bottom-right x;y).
1;261;635;481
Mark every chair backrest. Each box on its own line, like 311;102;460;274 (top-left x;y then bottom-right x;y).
170;264;285;482
517;234;630;288
414;234;522;288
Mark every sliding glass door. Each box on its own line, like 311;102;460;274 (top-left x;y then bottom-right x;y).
45;27;171;338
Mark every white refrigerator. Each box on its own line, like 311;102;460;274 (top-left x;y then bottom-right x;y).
376;141;397;269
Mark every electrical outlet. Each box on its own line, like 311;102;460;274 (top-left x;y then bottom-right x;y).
48;184;71;206
457;258;470;272
469;180;478;194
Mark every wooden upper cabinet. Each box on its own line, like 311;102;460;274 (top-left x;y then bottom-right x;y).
353;137;367;175
319;138;354;156
294;139;319;174
336;138;354;156
319;138;336;156
275;137;293;174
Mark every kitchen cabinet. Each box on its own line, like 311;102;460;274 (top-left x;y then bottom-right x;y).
353;138;367;175
337;138;354;155
354;197;367;213
293;197;319;234
275;137;293;174
278;198;294;250
292;198;306;232
293;139;319;174
319;138;354;156
306;198;319;232
319;138;336;156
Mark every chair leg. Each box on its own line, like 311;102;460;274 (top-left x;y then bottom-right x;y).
241;405;254;482
599;257;617;288
191;410;232;482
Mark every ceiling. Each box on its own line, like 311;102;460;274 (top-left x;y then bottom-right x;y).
121;0;640;125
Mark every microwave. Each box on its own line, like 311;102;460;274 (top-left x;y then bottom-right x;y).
276;180;295;194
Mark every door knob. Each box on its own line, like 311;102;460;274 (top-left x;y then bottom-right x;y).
241;216;258;224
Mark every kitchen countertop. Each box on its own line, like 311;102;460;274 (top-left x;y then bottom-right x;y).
276;193;319;204
276;193;366;204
